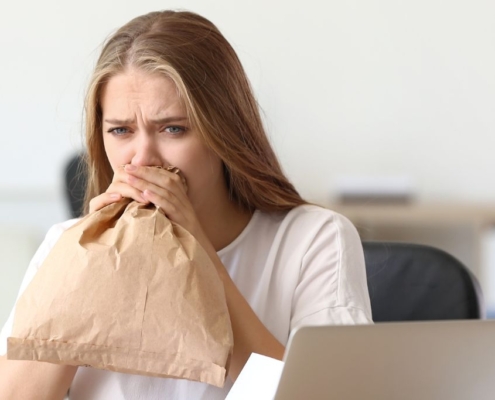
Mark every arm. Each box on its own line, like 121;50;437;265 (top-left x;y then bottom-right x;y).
0;355;77;400
206;251;285;381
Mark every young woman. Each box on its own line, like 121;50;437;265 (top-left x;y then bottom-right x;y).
0;10;372;400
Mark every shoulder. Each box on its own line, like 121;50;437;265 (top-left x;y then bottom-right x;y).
286;204;354;224
46;218;81;238
250;204;362;270
32;218;81;267
277;204;360;245
281;206;371;326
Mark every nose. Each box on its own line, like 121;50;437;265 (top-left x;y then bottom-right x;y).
130;134;164;167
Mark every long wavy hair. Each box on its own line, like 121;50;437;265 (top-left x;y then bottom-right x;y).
83;10;307;214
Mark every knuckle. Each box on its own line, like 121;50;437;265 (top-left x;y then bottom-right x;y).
168;203;177;214
111;172;120;182
134;189;146;201
113;169;126;182
166;176;175;186
88;198;100;213
170;173;180;182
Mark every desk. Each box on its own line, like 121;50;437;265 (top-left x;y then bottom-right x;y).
328;202;495;285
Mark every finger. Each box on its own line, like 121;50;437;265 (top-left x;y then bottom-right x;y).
124;165;187;196
89;192;122;213
143;186;183;209
107;181;149;204
111;166;134;185
130;178;196;228
122;165;199;233
142;187;198;231
142;188;210;252
129;171;190;209
126;174;182;204
142;188;186;222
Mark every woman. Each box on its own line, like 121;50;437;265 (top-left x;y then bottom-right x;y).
0;10;372;400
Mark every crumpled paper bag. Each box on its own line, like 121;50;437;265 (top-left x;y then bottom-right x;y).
7;198;234;387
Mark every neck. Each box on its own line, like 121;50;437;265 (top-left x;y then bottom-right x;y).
197;197;253;252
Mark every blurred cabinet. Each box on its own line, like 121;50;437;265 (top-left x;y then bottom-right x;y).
329;202;495;289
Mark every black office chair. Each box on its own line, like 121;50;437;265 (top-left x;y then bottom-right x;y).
63;152;87;218
363;241;485;322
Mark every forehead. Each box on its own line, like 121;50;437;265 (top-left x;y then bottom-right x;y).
100;69;184;116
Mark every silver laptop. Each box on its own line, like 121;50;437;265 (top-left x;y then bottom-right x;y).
274;320;495;400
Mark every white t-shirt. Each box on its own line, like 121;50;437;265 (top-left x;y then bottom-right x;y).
1;204;372;399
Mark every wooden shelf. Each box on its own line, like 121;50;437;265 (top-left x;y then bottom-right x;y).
328;202;495;227
327;202;495;283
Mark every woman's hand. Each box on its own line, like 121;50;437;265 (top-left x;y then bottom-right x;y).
89;165;210;249
123;165;207;240
88;165;149;213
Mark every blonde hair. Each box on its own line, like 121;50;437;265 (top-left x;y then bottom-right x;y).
83;10;306;214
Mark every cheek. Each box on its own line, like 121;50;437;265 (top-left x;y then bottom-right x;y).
179;145;224;193
102;140;118;171
103;136;130;171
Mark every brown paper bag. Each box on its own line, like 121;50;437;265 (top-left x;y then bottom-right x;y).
7;199;233;387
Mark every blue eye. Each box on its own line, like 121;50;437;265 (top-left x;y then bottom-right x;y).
165;126;186;135
108;127;129;136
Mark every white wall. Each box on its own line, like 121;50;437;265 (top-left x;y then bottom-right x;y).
1;0;494;203
1;0;495;323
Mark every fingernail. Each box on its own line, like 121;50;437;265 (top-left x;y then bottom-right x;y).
125;164;137;171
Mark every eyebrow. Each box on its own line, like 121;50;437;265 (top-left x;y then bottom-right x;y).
103;116;188;125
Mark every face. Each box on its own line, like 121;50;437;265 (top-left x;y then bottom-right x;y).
100;68;227;214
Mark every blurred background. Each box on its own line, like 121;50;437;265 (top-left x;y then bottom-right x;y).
1;0;494;326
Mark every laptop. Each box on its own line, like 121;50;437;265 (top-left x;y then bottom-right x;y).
273;320;495;400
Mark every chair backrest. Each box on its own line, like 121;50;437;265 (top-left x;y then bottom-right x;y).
363;241;485;322
63;152;87;218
